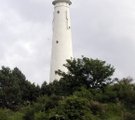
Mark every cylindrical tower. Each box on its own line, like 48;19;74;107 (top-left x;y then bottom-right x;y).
50;0;73;82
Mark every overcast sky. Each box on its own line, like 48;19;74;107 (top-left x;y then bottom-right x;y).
0;0;135;85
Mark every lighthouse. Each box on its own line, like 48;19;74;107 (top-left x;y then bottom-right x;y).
50;0;73;82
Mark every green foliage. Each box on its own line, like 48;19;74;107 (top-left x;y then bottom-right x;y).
23;106;35;120
34;112;47;120
0;109;24;120
9;112;24;120
116;78;135;107
73;87;93;99
0;66;40;110
0;57;135;120
0;109;9;120
59;96;91;120
123;112;135;120
54;57;115;95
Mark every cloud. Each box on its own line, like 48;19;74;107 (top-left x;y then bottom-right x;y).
0;0;52;84
71;0;135;79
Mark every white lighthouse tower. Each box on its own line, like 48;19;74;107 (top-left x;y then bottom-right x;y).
50;0;73;82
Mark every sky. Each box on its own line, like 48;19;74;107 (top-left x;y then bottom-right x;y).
0;0;135;85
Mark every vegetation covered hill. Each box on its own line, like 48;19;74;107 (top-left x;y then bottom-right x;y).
0;57;135;120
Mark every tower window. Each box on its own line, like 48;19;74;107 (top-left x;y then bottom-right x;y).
57;11;60;14
56;41;59;44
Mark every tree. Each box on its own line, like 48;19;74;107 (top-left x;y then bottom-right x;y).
55;57;115;95
113;78;135;109
0;67;22;109
12;67;40;102
52;96;101;120
0;66;40;110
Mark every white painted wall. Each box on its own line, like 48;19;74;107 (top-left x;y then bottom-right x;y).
50;0;73;82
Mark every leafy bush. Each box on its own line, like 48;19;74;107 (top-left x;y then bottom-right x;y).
0;109;9;120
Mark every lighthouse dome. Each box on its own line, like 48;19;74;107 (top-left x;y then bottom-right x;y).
52;0;72;5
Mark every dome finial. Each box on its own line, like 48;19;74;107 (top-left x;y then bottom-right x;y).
52;0;72;5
